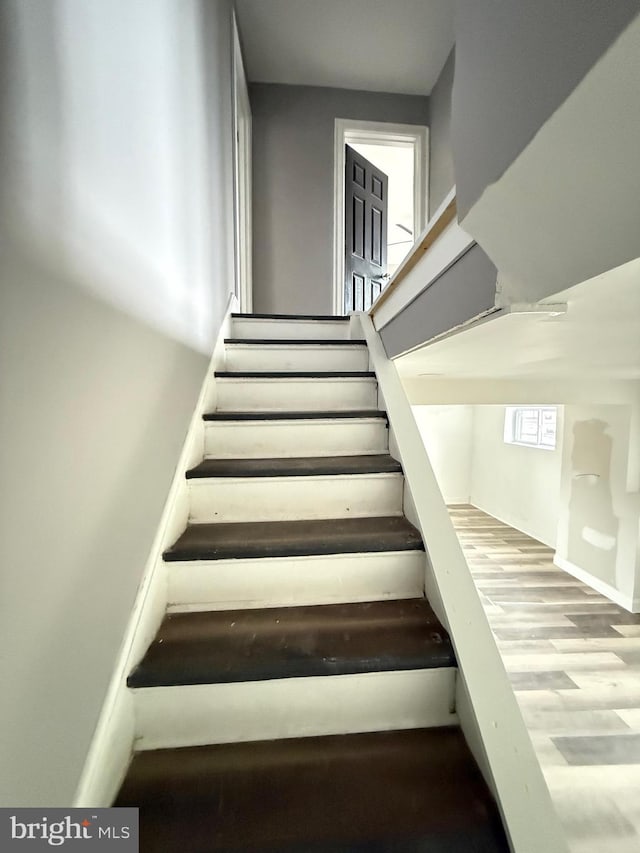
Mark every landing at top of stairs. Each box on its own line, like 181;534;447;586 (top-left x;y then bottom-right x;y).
215;370;375;378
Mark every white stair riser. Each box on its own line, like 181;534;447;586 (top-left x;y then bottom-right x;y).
225;345;369;373
132;668;458;750
204;419;388;459
167;550;425;611
232;319;350;340
216;378;378;412
188;473;403;523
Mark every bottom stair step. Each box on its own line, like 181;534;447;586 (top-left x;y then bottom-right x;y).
115;727;510;852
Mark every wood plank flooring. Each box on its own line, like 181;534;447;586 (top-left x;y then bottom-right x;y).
448;505;640;853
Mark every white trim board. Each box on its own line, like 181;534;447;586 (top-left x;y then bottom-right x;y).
374;223;474;332
554;555;638;613
232;10;253;313
355;311;569;853
73;293;238;808
333;119;428;316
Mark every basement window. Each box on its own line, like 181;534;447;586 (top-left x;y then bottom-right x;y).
504;407;557;450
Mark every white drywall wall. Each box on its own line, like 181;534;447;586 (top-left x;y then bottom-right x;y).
0;0;235;806
412;406;473;504
469;406;564;547
556;403;640;606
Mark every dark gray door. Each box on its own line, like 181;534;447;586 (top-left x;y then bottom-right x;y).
344;145;388;314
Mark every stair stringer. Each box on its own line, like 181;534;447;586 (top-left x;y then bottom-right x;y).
73;293;238;808
355;311;569;853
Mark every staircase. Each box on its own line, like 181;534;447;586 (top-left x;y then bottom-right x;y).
115;313;510;852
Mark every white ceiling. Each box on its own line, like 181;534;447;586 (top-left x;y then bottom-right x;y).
395;258;640;380
234;0;454;95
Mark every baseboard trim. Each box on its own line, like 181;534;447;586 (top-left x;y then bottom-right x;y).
467;502;556;549
73;292;238;807
553;555;637;612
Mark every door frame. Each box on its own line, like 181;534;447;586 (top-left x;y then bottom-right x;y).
333;119;428;316
232;10;253;312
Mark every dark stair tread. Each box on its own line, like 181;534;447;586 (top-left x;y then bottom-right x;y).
224;338;366;346
115;727;509;852
203;410;387;422
231;313;349;321
127;598;455;688
215;371;375;378
163;515;423;562
186;454;402;479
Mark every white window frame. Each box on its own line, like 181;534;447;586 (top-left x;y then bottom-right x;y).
504;407;558;450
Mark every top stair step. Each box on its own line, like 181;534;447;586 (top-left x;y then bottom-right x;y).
231;314;351;341
231;313;349;321
225;338;364;345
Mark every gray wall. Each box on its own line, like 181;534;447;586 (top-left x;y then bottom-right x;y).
250;84;429;315
0;0;234;806
428;49;455;219
452;0;640;218
379;244;497;357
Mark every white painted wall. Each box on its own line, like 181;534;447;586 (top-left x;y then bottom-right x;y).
0;0;235;806
412;406;473;504
469;406;564;548
410;379;640;608
556;402;640;609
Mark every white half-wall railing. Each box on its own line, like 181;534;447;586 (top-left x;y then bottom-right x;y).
369;188;475;330
356;311;569;853
73;293;238;808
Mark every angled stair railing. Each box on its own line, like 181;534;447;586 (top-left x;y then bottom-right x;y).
369;188;501;358
355;310;569;853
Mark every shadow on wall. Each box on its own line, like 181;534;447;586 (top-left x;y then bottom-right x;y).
568;419;619;585
1;0;232;353
0;0;234;806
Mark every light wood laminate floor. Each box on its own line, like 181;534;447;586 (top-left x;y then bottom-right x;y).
449;505;640;853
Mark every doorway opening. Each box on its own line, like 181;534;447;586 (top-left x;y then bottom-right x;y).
333;119;428;315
